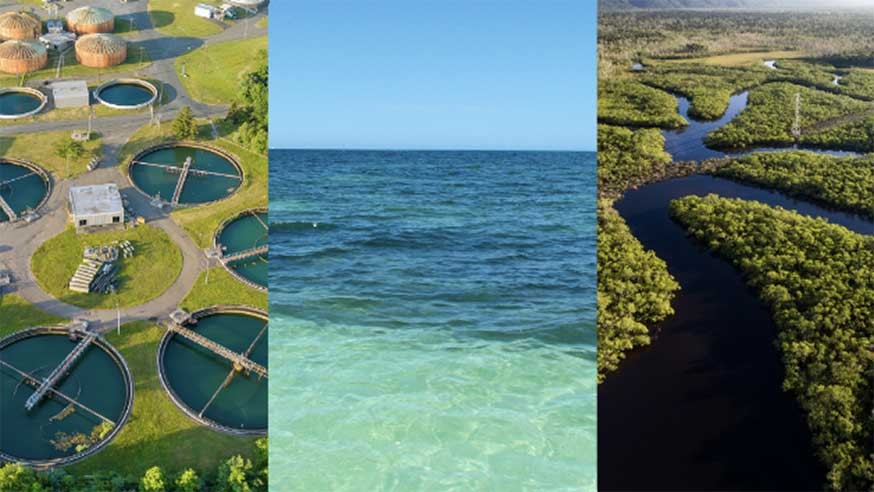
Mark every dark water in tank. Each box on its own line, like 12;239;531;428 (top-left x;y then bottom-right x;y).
0;334;128;461
0;162;48;222
161;312;267;431
0;92;41;116
98;83;154;106
218;211;268;288
129;147;241;204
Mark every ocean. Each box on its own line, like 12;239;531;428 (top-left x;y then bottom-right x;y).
268;150;597;490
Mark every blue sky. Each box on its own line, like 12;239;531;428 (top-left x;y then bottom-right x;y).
270;1;596;151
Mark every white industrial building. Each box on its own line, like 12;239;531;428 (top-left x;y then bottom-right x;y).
228;0;267;11
40;32;77;52
51;80;89;108
194;3;222;19
69;184;124;230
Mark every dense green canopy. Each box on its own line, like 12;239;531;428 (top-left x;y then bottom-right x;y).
671;194;874;491
713;151;874;217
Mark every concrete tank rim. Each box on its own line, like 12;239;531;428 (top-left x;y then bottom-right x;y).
126;141;245;208
156;305;267;436
94;78;157;110
0;86;47;119
0;156;53;222
213;208;268;292
0;325;135;469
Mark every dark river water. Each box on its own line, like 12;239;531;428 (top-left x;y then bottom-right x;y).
663;92;860;162
599;93;873;491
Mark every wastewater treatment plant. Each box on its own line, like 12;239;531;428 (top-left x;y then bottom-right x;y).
0;87;46;119
0;323;133;467
128;143;243;206
94;78;158;110
0;0;268;482
215;208;268;290
0;158;50;222
158;307;268;435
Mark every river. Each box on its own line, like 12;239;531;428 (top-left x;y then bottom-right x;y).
599;91;873;491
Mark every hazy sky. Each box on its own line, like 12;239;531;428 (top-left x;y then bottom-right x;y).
270;1;596;151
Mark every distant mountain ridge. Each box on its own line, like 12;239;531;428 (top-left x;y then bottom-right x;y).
600;0;852;9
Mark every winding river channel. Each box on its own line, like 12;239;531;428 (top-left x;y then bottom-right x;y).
599;91;873;491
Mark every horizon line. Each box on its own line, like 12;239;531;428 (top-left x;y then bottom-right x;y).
268;147;594;153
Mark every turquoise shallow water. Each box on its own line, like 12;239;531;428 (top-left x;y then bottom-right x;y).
269;150;597;490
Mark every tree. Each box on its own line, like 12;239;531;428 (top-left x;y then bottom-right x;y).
139;466;165;492
0;464;42;492
226;50;268;154
216;456;257;492
172;106;198;141
175;469;201;492
53;138;85;179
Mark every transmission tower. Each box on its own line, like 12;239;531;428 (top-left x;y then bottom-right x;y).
792;92;802;141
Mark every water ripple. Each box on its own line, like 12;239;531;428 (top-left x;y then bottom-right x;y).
269;150;596;490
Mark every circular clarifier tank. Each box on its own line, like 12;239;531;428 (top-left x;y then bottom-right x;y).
158;307;267;435
94;79;157;110
0;327;133;466
216;209;268;290
129;144;243;206
0;87;46;119
0;159;50;222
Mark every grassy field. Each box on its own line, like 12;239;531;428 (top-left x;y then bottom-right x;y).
31;225;182;310
148;0;225;38
661;50;806;67
175;36;267;104
119;120;267;248
69;321;255;477
181;267;267;312
0;130;102;179
0;294;65;338
0;48;151;87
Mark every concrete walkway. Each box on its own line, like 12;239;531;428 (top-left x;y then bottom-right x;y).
0;0;267;334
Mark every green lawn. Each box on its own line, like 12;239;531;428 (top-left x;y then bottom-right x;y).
148;0;225;38
0;294;65;338
175;36;267;104
119;120;267;248
31;225;182;310
69;321;255;477
0;130;102;179
181;267;267;312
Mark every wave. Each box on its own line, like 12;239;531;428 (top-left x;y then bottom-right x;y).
270;246;351;261
270;221;338;232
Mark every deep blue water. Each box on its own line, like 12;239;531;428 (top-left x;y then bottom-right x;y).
269;150;597;490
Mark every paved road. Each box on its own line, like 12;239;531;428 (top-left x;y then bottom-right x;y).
0;0;267;334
